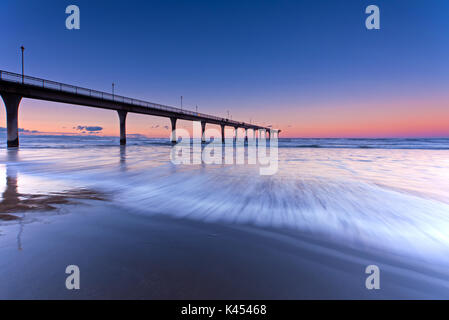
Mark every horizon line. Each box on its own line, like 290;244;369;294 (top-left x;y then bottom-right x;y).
6;132;449;140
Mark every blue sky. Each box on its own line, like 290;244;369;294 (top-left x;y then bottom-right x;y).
1;0;449;137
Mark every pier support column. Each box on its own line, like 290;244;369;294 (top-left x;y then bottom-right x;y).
234;127;238;141
221;125;225;143
267;129;271;141
201;121;206;143
117;110;127;145
170;117;177;143
1;93;22;148
244;128;248;143
253;129;256;140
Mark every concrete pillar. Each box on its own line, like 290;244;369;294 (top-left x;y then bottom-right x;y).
117;110;127;145
201;121;206;143
1;93;22;148
170;117;177;143
244;128;248;143
253;129;256;139
221;125;225;143
234;127;238;141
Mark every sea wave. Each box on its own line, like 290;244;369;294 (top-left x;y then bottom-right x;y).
1;134;448;150
1;139;449;268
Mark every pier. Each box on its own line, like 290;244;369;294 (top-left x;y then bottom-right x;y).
0;70;279;147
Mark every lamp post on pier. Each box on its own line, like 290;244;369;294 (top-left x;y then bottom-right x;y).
20;46;25;84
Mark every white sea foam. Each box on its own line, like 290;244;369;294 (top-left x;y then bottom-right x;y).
2;136;449;267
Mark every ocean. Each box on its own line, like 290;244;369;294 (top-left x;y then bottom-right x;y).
1;135;449;299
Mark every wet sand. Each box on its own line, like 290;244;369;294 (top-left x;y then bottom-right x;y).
1;137;449;299
1;201;448;299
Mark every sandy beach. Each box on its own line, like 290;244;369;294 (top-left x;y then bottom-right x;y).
1;136;449;299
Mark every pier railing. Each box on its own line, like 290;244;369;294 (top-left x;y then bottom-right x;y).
0;70;249;127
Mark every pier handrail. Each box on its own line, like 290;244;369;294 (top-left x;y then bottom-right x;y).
0;70;258;128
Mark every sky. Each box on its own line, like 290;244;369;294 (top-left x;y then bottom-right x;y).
1;0;449;138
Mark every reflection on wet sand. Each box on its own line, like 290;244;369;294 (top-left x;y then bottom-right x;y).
0;151;107;221
0;180;106;219
119;145;126;171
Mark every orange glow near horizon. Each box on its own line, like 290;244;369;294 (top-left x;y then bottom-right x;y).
1;94;449;139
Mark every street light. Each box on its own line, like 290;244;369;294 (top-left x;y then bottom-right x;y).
20;46;25;84
181;96;183;111
112;82;115;99
196;105;198;113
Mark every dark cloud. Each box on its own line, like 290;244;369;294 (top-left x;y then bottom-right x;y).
127;134;147;138
0;127;39;133
75;125;103;133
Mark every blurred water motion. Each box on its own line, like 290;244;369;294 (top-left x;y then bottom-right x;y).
1;136;449;298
